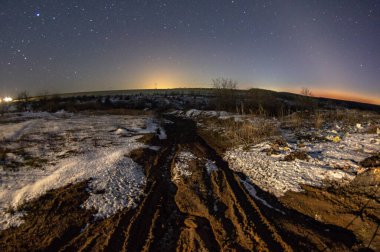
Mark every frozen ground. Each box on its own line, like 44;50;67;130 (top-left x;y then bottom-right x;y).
0;112;164;230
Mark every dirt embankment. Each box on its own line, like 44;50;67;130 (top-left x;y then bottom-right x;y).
0;116;363;251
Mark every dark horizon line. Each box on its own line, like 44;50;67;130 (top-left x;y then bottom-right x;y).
23;87;380;107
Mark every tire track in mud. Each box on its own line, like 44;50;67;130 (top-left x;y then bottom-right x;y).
114;117;291;251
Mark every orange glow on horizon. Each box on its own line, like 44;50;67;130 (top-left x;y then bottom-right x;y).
312;90;380;105
250;83;380;106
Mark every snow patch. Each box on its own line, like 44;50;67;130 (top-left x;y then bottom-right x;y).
225;142;354;197
169;109;231;119
0;212;25;230
158;126;167;140
241;179;285;215
226;132;379;197
205;159;218;174
172;151;196;182
82;152;146;219
149;146;161;151
115;128;129;135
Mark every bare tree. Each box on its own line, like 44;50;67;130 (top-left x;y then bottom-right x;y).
212;78;238;111
212;77;237;90
301;87;312;97
17;91;30;111
300;87;316;111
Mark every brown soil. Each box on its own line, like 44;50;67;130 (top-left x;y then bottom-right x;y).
0;116;367;251
0;181;95;251
281;168;380;251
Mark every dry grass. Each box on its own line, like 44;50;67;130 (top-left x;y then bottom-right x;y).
281;109;380;130
222;119;277;147
314;112;324;129
282;112;305;129
199;117;278;149
323;109;380;125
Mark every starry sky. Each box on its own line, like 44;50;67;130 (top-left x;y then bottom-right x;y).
1;0;379;104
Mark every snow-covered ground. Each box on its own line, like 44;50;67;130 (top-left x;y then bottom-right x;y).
225;132;380;197
0;112;165;230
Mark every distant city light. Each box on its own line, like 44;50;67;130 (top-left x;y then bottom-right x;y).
3;97;13;102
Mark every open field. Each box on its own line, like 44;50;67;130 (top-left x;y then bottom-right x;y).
0;91;379;251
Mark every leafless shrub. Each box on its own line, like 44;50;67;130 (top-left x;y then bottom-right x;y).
299;87;318;112
213;77;237;90
212;77;238;111
314;111;324;129
282;112;304;129
301;87;312;97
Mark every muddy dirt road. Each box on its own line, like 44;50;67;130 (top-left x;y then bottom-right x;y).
121;117;291;252
0;117;360;251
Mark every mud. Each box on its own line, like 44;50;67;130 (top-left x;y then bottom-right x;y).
0;116;369;251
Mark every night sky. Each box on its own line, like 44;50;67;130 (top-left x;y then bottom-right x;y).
1;1;379;104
